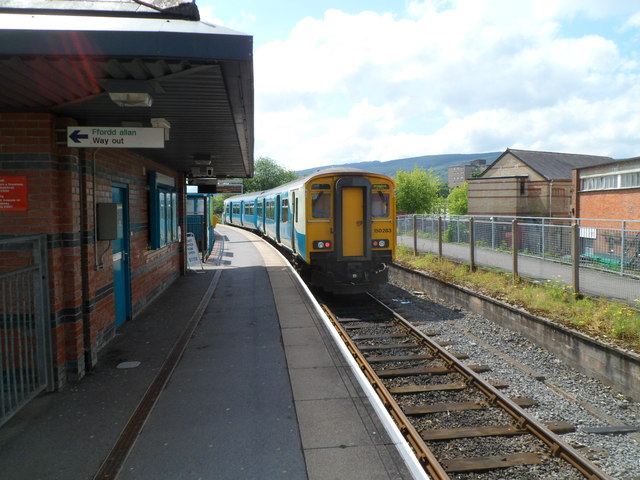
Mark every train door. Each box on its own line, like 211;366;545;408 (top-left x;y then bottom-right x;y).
342;188;364;256
275;194;281;243
291;191;296;252
335;177;371;260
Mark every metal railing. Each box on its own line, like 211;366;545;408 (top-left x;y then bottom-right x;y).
397;215;640;304
1;235;51;426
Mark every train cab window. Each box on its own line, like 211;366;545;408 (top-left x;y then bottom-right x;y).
281;199;289;223
312;191;331;218
371;191;390;217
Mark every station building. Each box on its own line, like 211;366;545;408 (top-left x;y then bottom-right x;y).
0;0;253;422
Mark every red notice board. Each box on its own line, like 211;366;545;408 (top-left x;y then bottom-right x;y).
0;176;28;211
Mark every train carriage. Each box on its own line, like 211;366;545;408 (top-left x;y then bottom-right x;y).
224;167;395;293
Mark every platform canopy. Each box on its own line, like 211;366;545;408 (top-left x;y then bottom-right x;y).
0;0;254;178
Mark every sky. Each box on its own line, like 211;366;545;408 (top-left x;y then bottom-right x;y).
197;0;640;171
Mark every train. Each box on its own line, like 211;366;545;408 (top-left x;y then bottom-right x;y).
223;167;396;293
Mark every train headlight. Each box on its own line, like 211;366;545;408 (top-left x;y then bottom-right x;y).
315;240;332;249
372;239;388;248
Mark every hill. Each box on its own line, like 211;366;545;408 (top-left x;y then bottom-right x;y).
296;152;502;181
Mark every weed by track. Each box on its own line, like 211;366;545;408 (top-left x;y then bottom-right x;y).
395;246;640;354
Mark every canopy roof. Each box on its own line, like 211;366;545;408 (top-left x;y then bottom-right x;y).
0;1;254;178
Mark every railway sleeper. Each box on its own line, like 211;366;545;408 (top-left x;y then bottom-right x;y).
376;364;490;377
343;322;396;329
442;452;544;473
403;397;537;415
390;379;508;394
352;331;441;340
358;340;453;351
365;352;469;363
420;421;575;441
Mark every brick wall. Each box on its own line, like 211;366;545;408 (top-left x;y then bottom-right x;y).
579;189;640;228
0;113;184;388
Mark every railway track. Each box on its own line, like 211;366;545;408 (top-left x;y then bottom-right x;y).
319;293;614;480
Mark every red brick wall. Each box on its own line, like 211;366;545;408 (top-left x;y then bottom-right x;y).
1;113;184;388
578;189;640;228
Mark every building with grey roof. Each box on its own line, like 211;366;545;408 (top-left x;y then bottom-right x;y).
468;148;612;218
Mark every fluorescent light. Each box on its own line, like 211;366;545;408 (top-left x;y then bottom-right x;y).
108;92;153;107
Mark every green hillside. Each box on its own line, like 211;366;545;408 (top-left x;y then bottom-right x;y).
296;152;502;181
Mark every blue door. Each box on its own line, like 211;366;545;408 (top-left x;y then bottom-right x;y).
112;185;131;327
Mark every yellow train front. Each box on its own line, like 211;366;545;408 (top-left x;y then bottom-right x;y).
224;167;396;294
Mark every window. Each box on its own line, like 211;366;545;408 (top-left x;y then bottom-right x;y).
149;171;178;249
312;191;330;218
582;171;640;191
371;191;390;217
621;172;640;188
266;199;275;220
232;203;240;215
281;199;289;223
186;197;205;215
519;179;526;195
244;202;255;216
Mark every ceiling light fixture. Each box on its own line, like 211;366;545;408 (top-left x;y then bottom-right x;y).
108;92;153;107
151;117;171;140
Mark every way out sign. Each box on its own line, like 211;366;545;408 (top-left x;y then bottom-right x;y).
67;126;164;148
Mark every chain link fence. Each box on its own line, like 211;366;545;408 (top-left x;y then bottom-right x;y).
397;214;640;304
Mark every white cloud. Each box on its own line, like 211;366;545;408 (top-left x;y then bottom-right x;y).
253;1;640;170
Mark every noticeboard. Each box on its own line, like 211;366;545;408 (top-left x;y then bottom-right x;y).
186;233;203;270
0;176;27;211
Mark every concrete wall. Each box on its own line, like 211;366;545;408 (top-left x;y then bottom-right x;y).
390;263;640;400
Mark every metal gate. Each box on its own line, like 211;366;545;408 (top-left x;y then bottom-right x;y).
1;235;51;426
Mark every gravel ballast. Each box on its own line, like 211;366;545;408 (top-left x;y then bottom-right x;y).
375;281;640;479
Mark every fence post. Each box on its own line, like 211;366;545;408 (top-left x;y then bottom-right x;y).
572;222;580;296
438;216;443;259
469;217;476;272
621;220;626;274
412;214;417;255
491;216;495;249
541;218;545;258
512;219;519;283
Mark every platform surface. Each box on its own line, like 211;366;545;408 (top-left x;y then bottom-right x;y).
0;225;416;480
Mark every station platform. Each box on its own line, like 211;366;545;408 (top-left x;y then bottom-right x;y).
0;225;422;480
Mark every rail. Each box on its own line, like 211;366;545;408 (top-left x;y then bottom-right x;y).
321;292;614;479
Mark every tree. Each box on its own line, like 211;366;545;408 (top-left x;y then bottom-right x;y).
211;194;231;215
447;181;468;215
394;167;444;214
243;157;298;193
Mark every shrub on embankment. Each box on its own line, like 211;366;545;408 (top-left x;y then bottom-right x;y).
395;246;640;354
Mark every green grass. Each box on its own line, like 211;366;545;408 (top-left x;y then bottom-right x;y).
395;246;640;352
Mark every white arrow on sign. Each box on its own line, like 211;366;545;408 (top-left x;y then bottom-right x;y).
67;127;165;148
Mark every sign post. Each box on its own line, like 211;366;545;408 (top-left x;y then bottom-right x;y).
67;127;164;148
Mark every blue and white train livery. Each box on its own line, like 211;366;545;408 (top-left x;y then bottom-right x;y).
223;167;396;293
